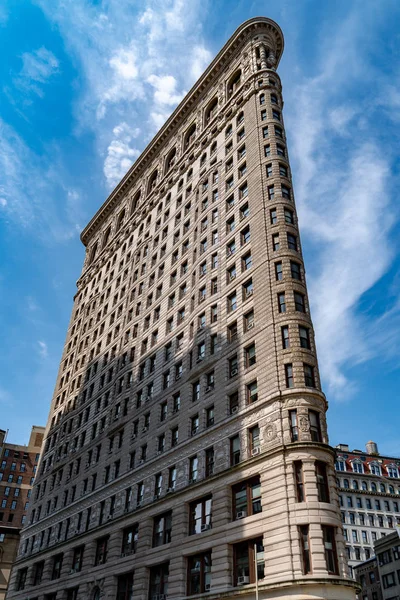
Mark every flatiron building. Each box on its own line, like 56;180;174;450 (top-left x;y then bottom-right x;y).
7;16;358;600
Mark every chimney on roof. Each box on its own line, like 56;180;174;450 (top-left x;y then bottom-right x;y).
335;444;349;451
366;441;379;456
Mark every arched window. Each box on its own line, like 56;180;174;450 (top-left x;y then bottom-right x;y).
102;225;111;249
147;169;158;194
228;69;242;96
205;97;218;124
89;241;98;264
380;483;386;493
371;482;377;492
362;481;368;491
116;209;125;231
343;479;349;489
131;190;141;214
389;485;395;494
184;123;196;149
92;588;101;600
165;147;176;173
236;111;244;126
352;480;359;490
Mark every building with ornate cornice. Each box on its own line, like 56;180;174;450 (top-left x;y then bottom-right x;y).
7;17;358;600
335;441;400;577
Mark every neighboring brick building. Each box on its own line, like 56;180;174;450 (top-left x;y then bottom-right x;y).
7;17;358;600
335;441;400;575
0;426;44;599
354;557;382;600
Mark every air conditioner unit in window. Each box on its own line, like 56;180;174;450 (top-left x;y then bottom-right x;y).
246;289;253;298
252;447;261;456
247;321;255;329
142;426;148;433
205;583;211;591
121;552;127;558
196;356;204;362
124;507;130;513
201;523;211;532
236;510;247;519
205;386;212;393
230;274;236;281
107;514;113;521
152;595;166;600
230;368;238;376
131;433;137;440
70;568;77;574
237;576;250;585
231;406;239;414
175;374;181;381
189;477;197;485
199;296;205;303
138;459;144;465
153;494;160;501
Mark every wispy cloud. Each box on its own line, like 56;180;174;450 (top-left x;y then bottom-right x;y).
0;119;84;241
287;7;397;398
13;47;59;98
37;340;48;358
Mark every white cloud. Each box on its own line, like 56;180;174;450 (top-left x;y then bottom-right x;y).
190;45;212;81
147;74;183;106
0;197;7;207
38;340;48;359
103;122;141;188
286;7;396;398
35;0;211;188
14;47;59;97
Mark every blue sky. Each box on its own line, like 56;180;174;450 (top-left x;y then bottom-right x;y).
1;0;400;455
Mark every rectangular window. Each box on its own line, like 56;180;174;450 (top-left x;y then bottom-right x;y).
149;563;169;599
304;364;316;387
230;435;241;466
316;461;330;502
245;343;256;367
278;292;286;313
285;363;294;388
281;325;289;349
299;326;311;349
294;461;304;502
294;292;305;312
309;410;322;441
322;526;338;574
116;573;134;600
153;512;172;547
51;554;63;579
189;496;212;535
188;552;212;595
299;525;311;574
205;447;214;476
233;476;261;519
189;456;198;483
289;410;298;441
290;261;301;280
234;537;264;585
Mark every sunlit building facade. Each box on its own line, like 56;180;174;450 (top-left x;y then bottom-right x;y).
7;17;357;600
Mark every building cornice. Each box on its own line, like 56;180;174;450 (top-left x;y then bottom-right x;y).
80;17;284;246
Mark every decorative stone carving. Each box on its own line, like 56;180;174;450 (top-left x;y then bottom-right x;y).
265;423;277;442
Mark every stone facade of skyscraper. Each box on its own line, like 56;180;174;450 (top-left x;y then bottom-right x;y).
7;17;358;600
